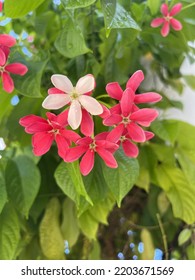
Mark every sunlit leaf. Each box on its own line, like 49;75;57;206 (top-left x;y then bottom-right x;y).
61;0;96;9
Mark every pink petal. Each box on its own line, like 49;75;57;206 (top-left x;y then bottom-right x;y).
60;129;81;143
0;46;10;61
25;122;51;134
96;140;119;153
2;72;14;93
134;92;162;104
80;149;95;176
161;3;169;16
46;112;57;122
5;63;28;75
48;87;65;94
76;136;92;146
95;132;109;140
120;88;134;117
151;18;165;27
32;132;54;156
68;100;82;129
106;123;124;143
127;122;146;142
130;108;159;127
144;131;154;141
110;104;121;114
170;3;182;16
0;2;3;12
57;110;69;126
106;82;123;100
103;114;122;126
0;34;16;47
96;147;118;168
0;48;6;66
65;146;88;162
76;74;95;95
122;140;139;158
161;21;170;37
81;109;94;136
42;94;71;110
99;104;110;119
51;74;73;93
19;115;47;127
79;95;103;115
55;134;69;160
126;70;144;92
170;18;182;31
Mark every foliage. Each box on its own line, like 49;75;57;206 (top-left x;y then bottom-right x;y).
0;0;195;260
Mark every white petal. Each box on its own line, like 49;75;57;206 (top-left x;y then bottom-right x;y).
76;74;95;95
68;100;82;130
0;137;6;150
42;94;71;110
79;95;103;115
51;74;74;93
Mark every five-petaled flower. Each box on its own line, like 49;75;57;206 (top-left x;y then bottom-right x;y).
65;133;119;176
19;111;80;159
42;74;103;130
151;3;182;37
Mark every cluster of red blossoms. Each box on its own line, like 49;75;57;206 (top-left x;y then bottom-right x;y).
0;34;28;93
20;70;162;176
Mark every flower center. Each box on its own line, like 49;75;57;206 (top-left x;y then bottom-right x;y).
70;88;79;100
89;140;96;151
120;135;126;142
0;66;5;72
121;115;130;126
164;14;172;22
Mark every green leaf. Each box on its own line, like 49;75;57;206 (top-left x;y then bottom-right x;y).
101;2;141;37
0;203;20;259
79;211;99;239
0;94;13;120
55;18;91;58
4;0;46;18
140;228;155;260
54;161;92;209
39;197;65;260
5;155;41;217
0;169;7;214
151;120;179;144
102;150;139;206
178;228;191;246
184;75;195;89
147;0;161;15
60;198;80;247
14;59;48;98
61;0;96;9
155;165;195;224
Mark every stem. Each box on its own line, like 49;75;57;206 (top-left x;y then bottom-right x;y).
157;213;169;260
182;2;195;11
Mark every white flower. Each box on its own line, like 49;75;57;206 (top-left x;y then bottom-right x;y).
0;137;6;159
42;74;103;130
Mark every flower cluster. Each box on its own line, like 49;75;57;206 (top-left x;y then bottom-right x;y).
151;3;182;37
0;34;28;93
20;71;162;176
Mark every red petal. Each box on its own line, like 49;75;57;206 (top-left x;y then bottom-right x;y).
5;63;28;76
96;147;118;168
57;110;69;126
48;87;65;94
106;82;123;100
95;132;109;140
99;104;110;119
46;112;57;122
161;3;169;16
120;88;134;117
130;108;159;127
80;149;95;176
0;46;10;61
60;129;81;143
32;132;54;156
0;34;16;47
110;104;121;114
144;131;154;141
76;136;92;146
122;140;139;158
170;3;182;16
161;21;170;37
103;114;122;126
55;134;69;159
127;123;146;142
19;115;47;127
135;92;162;104
107;123;124;143
0;2;3;12
2;72;14;93
170;18;182;31
0;48;6;66
25;122;51;134
65;146;88;162
126;70;144;92
151;18;165;28
81;109;94;136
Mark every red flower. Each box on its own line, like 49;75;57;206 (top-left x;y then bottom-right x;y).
151;3;182;37
0;1;3;12
65;133;119;176
19;111;80;159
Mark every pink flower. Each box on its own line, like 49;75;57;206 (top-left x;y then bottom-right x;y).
106;70;162;103
151;3;182;37
104;88;159;144
0;34;16;67
0;1;3;12
42;74;103;130
19;111;80;159
65;133;119;176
